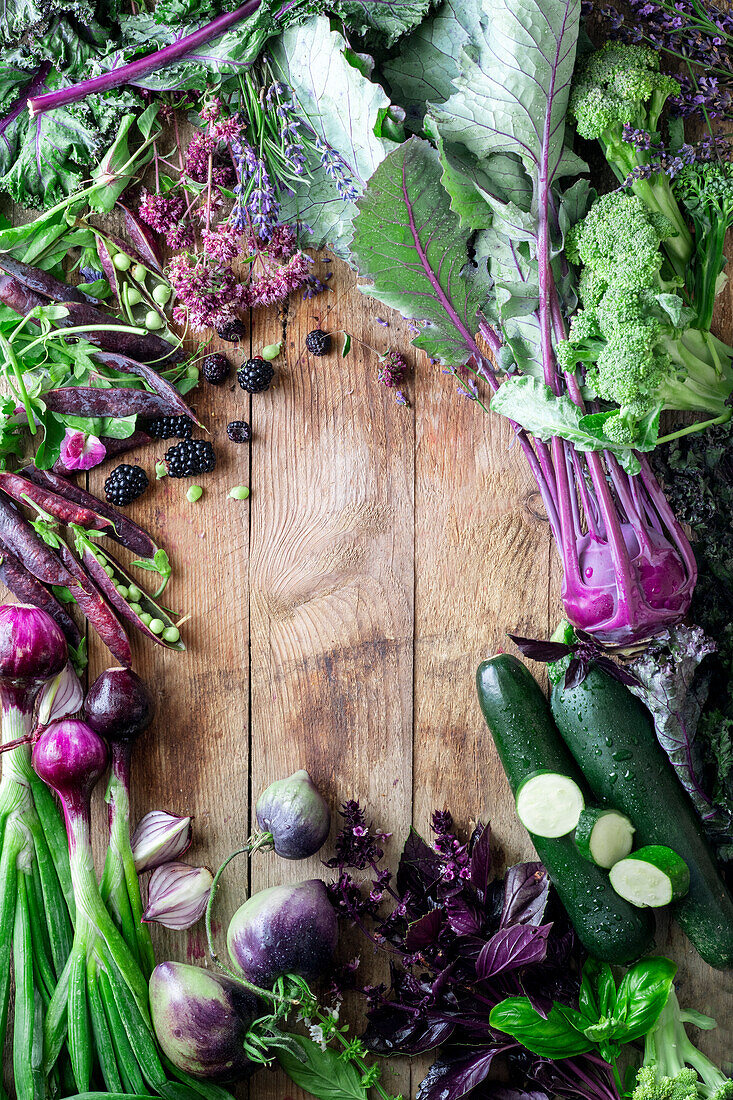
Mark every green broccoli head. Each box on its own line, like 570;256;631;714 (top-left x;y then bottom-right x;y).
632;1065;701;1100
567;190;672;290
569;42;681;141
673;159;733;224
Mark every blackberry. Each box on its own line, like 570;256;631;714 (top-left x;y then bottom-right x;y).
146;415;193;440
227;420;251;443
165;439;217;478
237;357;274;394
216;318;246;342
305;328;331;356
104;464;149;507
202;353;230;384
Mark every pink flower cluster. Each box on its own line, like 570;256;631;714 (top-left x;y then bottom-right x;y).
168;253;245;332
138;192;194;250
241;250;313;308
377;350;407;388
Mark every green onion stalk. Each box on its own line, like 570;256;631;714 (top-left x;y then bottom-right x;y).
0;604;75;1100
33;718;233;1100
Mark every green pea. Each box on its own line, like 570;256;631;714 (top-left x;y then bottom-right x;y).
129;602;142;616
145;311;164;331
132;264;147;283
186;364;199;381
153;283;172;305
113;252;131;271
162;626;180;644
104;565;115;578
127;584;142;602
261;341;282;361
186;485;203;503
149;618;165;635
115;584;129;599
125;286;142;306
140;612;153;626
155;461;168;480
228;485;250;500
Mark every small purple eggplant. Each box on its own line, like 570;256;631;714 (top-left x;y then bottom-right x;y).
227;880;338;989
149;962;257;1081
255;769;330;860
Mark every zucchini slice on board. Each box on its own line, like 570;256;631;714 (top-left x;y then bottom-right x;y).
610;846;690;908
515;772;585;838
551;665;733;970
575;808;635;868
476;654;654;965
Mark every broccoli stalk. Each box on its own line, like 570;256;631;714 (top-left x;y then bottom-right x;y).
569;43;693;277
632;989;733;1100
673;159;733;332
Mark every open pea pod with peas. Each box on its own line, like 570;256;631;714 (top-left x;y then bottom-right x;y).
94;227;173;332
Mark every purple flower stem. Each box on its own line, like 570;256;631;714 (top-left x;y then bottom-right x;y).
28;2;262;116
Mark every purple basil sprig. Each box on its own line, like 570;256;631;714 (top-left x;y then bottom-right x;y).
507;633;638;690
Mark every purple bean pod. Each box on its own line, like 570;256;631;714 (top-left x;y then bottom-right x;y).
82;546;185;653
0;256;96;306
0;471;114;532
98;224;163;278
23;467;158;558
52;430;152;475
0;274;47;316
119;205;164;273
92;351;202;425
44;387;179;419
0;490;73;586
95;237;121;306
0;538;81;646
56;542;132;666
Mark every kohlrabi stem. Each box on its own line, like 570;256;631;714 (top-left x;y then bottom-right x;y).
204;841;272;977
656;409;733;444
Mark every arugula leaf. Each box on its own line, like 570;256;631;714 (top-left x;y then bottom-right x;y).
351;136;487;366
270;16;402;258
276;1035;367;1100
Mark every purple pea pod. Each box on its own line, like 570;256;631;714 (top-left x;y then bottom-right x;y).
227;880;338;988
96;236;121;306
0;274;47;317
56;542;132;667
120;204;164;273
44;386;181;420
255;769;331;860
92;352;202;425
81;544;185;653
150;962;258;1081
98;224;164;278
0;255;94;306
24;467;158;558
0;541;81;647
52;430;153;475
0;491;72;586
0;471;114;533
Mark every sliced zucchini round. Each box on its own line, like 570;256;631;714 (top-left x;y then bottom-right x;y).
609;845;690;908
575;807;635;869
515;771;584;838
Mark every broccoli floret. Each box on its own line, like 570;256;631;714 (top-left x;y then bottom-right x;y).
633;990;733;1100
569;43;693;273
673;158;733;330
556;190;733;444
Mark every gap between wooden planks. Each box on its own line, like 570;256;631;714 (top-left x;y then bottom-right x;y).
75;243;731;1098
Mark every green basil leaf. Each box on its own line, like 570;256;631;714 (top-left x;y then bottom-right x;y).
615;957;676;1044
276;1035;367;1100
489;998;595;1058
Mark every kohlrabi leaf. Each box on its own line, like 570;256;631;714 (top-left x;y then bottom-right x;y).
474;231;543;378
271;16;402;258
351;136;486;366
381;0;483;129
490;376;643;473
333;0;432;45
428;0;583;184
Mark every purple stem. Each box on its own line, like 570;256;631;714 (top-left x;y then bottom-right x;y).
0;63;51;143
28;1;262;116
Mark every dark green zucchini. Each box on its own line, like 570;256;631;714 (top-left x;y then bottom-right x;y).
551;665;733;970
476;654;654;964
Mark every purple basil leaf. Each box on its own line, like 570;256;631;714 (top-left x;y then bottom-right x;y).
491;1091;549;1100
564;657;589;690
397;827;444;898
476;924;551;981
417;1049;511;1100
470;821;492;898
444;894;481;937
500;863;550;928
508;634;573;663
530;1056;619;1100
595;656;638;687
405;908;444;951
364;1007;455;1057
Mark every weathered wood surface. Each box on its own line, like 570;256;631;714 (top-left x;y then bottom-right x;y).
0;208;728;1093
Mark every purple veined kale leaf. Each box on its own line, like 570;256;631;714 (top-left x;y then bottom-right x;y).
416;1047;517;1100
500;863;550;928
627;623;733;835
476;924;552;981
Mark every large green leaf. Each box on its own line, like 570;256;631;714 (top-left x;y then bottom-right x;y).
351;136;487;366
270;16;401;258
428;0;583;183
277;1037;366;1100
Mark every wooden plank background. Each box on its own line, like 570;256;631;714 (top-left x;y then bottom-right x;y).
1;192;729;1090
